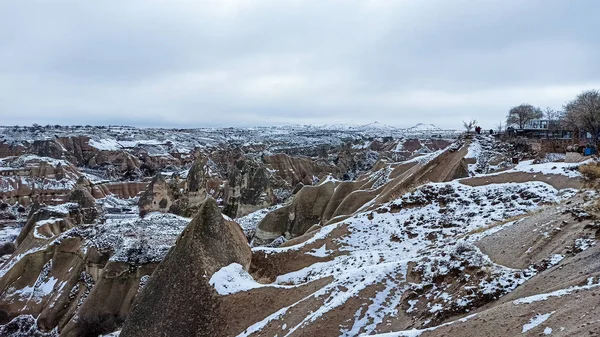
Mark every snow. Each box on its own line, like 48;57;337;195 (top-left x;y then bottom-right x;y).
237;306;291;337
50;211;190;265
369;314;477;337
405;123;441;132
45;203;79;214
465;141;482;159
403;149;445;165
544;327;553;335
522;312;553;333
305;244;331;257
88;139;121;151
0;224;21;244
236;204;283;238
548;254;564;266
39;276;59;296
505;160;584;178
210;263;267;295
513;281;600;305
100;331;121;337
245;179;568;335
0;155;70;168
33;217;63;239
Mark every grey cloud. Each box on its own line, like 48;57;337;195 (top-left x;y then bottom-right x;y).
1;0;599;129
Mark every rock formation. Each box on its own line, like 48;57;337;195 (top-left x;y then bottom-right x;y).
253;142;472;245
138;175;174;217
222;158;273;218
253;181;334;245
121;198;251;337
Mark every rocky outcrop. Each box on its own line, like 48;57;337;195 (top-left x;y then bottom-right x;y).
121;198;251;337
0;156;81;206
1;210;190;335
103;181;147;199
168;156;220;217
253;142;470;245
68;188;96;209
0;142;26;159
88;151;141;179
263;153;337;187
222;158;273;218
253;181;335;245
74;176;110;199
138;175;174;217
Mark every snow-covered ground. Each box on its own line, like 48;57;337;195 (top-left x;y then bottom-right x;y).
214;179;575;336
236;204;284;238
0;123;460;156
465;135;589;178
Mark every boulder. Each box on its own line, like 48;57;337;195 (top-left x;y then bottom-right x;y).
120;198;251;337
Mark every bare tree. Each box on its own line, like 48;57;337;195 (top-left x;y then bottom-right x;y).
496;121;503;133
544;107;558;121
462;119;477;133
506;104;543;129
562;89;600;144
544;107;561;132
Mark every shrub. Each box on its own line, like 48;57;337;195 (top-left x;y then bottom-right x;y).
580;163;600;188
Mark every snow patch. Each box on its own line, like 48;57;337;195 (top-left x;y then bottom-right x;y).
305;244;331;257
522;312;553;333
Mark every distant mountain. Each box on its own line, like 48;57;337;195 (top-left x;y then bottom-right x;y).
403;123;442;132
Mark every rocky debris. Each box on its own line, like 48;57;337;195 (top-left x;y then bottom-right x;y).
138;175;174;217
120;198;251;337
563;206;593;221
466;135;539;176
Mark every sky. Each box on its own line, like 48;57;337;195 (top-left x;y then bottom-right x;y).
1;0;599;129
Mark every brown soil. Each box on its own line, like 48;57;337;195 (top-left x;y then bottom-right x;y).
460;172;582;190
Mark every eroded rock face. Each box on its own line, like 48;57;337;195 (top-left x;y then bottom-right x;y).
263;153;337;187
253;181;335;245
88;151;141;179
222;158;273;218
253;142;473;245
1;211;190;336
0;143;25;159
138;175;174;217
68;188;96;209
121;198;251;337
0;156;81;206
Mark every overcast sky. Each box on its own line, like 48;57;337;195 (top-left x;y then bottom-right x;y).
1;0;599;129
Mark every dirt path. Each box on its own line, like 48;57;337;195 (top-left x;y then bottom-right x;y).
460;171;582;190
